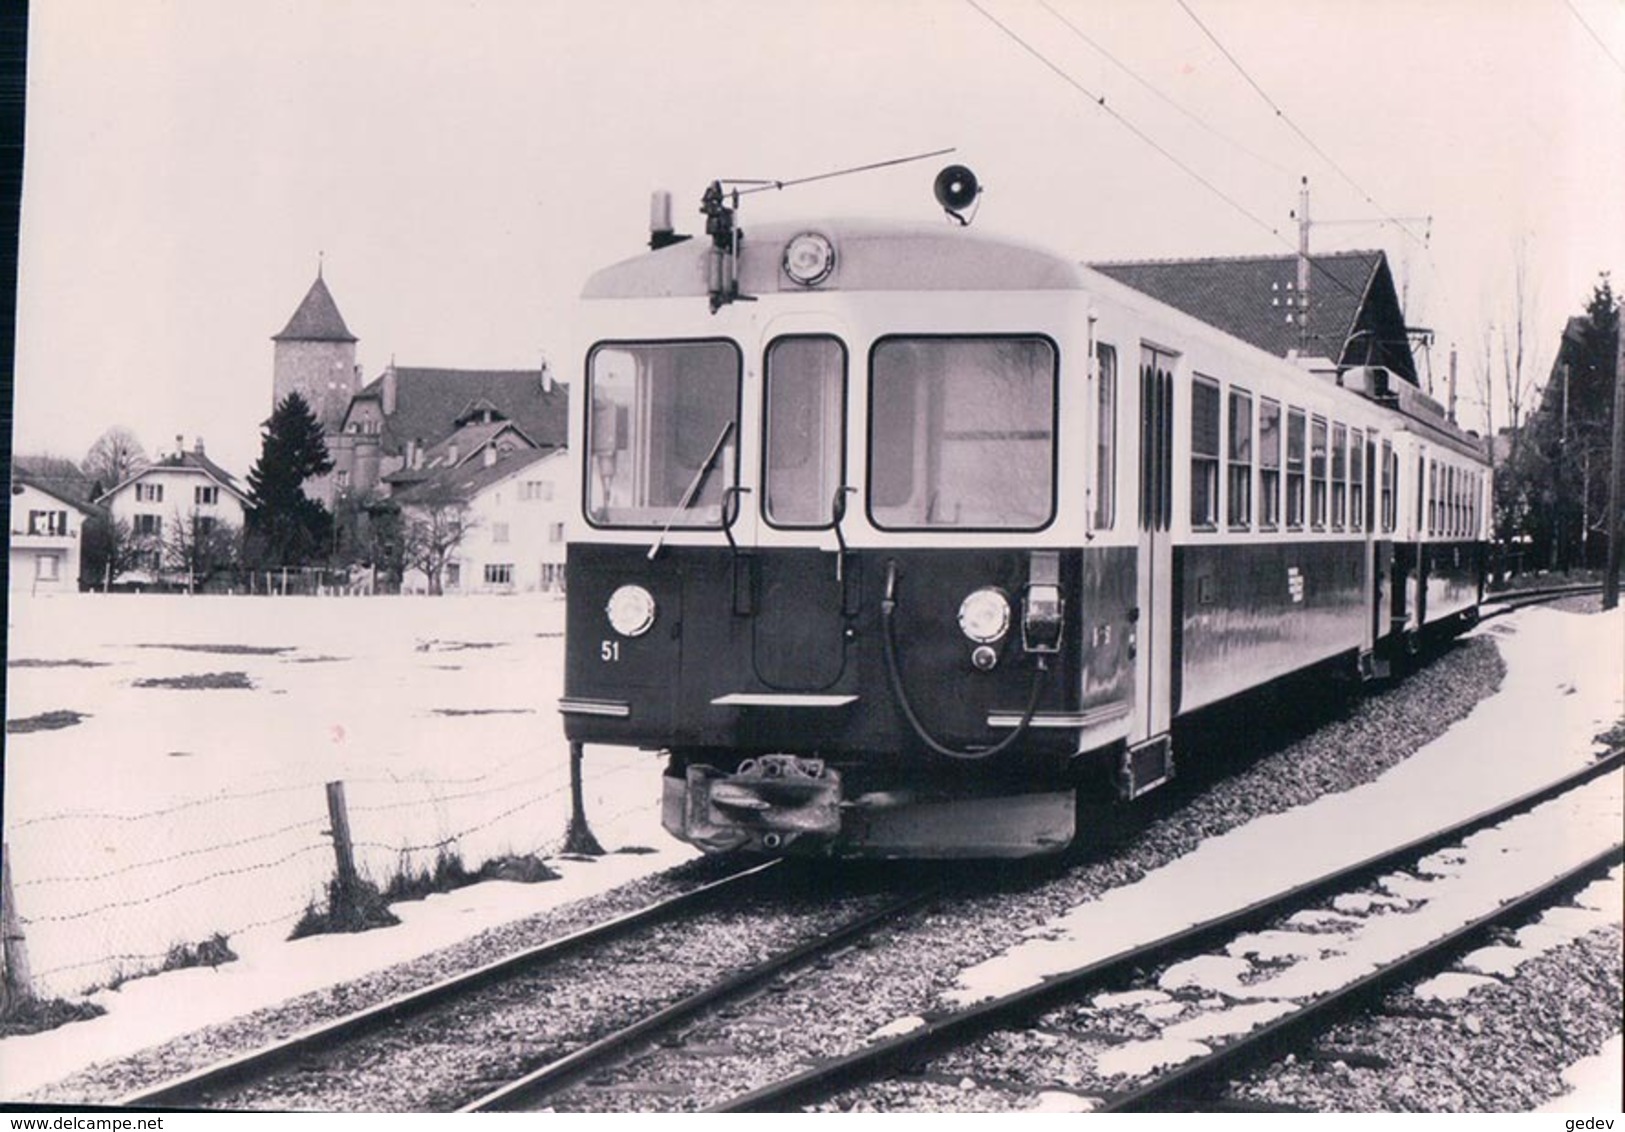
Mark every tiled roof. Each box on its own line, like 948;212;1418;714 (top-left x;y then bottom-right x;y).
391;446;562;507
1091;249;1418;383
12;470;101;514
99;449;249;505
419;421;538;470
351;367;568;458
273;274;357;343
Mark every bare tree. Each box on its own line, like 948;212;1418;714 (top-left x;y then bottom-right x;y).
1499;242;1540;473
163;508;240;592
399;490;476;595
82;427;149;495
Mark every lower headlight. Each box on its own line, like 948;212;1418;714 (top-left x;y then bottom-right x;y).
958;587;1011;644
606;584;656;637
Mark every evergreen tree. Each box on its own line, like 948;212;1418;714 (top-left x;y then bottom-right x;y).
244;392;335;568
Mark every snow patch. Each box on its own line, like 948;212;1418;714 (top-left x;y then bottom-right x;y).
1094;1038;1210;1079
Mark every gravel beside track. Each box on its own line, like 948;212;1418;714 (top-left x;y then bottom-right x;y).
24;627;1612;1113
1230;922;1623;1112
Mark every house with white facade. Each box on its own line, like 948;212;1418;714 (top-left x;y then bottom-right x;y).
96;437;251;583
9;473;97;593
395;446;571;595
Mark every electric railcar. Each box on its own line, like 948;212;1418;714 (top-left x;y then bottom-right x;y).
558;177;1490;858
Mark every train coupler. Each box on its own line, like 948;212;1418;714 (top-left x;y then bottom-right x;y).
666;755;842;853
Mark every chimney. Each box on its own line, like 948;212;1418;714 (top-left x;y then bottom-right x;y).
408;438;422;469
540;358;553;395
383;363;398;416
194;437;205;456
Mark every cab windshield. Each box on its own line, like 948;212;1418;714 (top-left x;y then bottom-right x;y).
868;336;1057;530
585;340;741;528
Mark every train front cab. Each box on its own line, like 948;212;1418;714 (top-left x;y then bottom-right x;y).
560;224;1149;859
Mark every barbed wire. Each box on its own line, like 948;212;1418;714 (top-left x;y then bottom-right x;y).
16;816;329;888
31;898;314;982
20;844;331;925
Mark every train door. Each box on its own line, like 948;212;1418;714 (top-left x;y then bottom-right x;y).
1128;344;1177;791
750;331;850;691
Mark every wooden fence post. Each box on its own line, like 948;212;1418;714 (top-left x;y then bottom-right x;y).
2;843;37;1015
325;781;360;923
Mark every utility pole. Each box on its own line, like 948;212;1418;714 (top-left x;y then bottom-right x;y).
1604;311;1624;609
1296;176;1311;354
1448;345;1458;423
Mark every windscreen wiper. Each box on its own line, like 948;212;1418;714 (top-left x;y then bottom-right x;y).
648;420;735;561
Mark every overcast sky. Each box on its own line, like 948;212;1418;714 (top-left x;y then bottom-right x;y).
13;0;1624;476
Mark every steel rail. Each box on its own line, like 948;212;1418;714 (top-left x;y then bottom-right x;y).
116;860;782;1109
1100;842;1624;1112
461;887;942;1112
712;754;1622;1112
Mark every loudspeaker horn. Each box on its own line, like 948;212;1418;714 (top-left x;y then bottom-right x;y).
933;164;980;212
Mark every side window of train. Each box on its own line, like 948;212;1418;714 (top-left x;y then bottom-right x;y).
1227;387;1253;530
1330;423;1347;531
1190;376;1221;530
1286;407;1306;529
1095;343;1117;530
1258;398;1281;529
1350;429;1365;532
1380;440;1395;533
1427;459;1438;536
763;335;846;528
1310;417;1328;530
868;336;1057;530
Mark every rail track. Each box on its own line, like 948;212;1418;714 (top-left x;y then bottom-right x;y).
713;752;1622;1113
118;861;940;1111
111;586;1612;1113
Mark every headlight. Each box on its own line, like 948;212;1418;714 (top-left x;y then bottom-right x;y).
957;587;1011;644
782;232;835;287
606;584;656;638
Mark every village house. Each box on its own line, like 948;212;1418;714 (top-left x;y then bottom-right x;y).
272;270;572;592
394;446;570;594
95;437;250;582
8;472;98;593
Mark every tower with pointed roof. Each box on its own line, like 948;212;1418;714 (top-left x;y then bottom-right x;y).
273;267;359;433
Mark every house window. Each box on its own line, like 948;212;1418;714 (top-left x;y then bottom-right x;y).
1227;388;1252;530
1258;398;1281;529
1095;343;1117;530
1286;408;1306;529
195;485;218;506
335;470;350;490
492;522;510;544
1190;376;1220;529
1330;423;1347;530
1310;417;1328;529
28;510;68;536
549;522;565;543
136;483;164;503
445;562;461;589
36;553;59;581
1350;430;1365;532
520;480;555;502
484;563;513;585
135;514;162;537
197;516;218;536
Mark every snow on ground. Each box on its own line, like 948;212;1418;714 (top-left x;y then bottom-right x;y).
1;592;697;1099
948;605;1624;1007
943;606;1624;1103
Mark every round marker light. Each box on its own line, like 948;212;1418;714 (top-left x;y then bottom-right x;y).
782;232;835;287
606;584;656;638
957;587;1011;644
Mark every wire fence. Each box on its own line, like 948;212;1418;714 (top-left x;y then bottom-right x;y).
3;751;660;999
